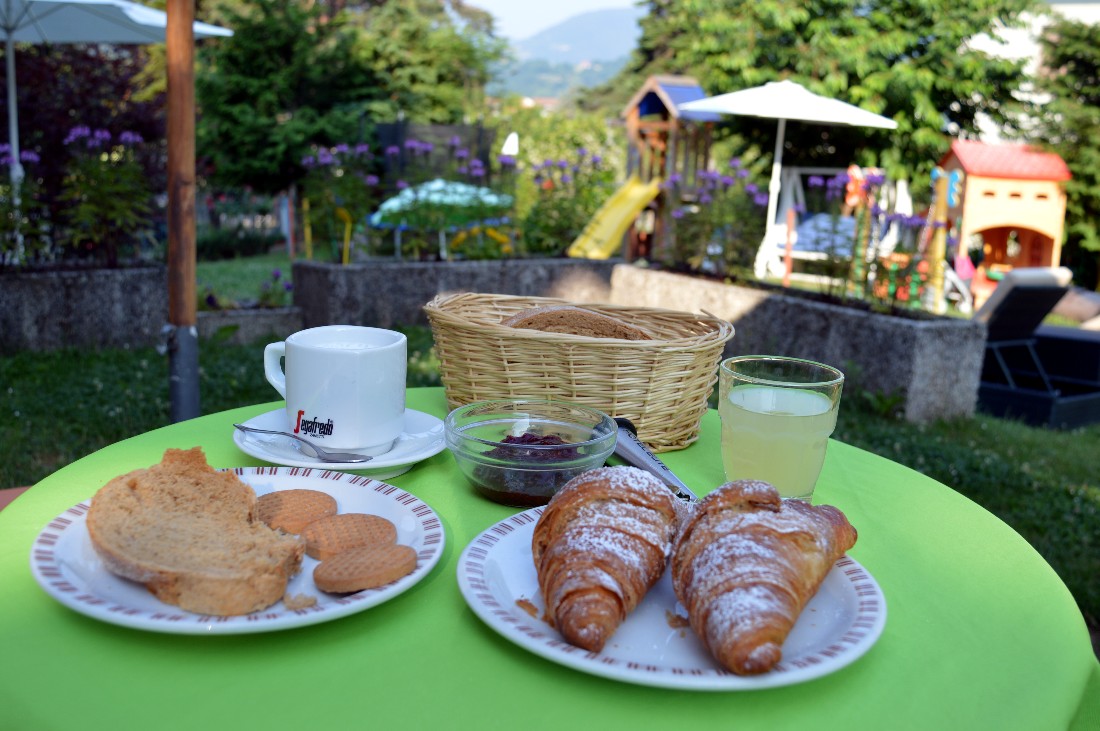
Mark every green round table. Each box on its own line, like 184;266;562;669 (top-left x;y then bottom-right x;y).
1;388;1096;730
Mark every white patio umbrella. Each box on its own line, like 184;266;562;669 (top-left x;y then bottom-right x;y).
678;80;898;252
1;0;232;186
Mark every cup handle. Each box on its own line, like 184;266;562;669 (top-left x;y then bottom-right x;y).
263;342;287;398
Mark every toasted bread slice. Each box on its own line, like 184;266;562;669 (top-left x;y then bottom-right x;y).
86;448;304;616
501;305;652;340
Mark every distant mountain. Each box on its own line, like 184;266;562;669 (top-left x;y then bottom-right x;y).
514;7;646;65
489;7;645;99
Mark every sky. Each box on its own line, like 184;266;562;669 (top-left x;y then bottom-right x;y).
470;0;638;41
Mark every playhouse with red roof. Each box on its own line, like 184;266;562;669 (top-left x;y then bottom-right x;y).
939;139;1071;306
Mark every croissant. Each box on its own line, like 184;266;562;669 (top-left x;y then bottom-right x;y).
531;466;683;652
671;480;857;675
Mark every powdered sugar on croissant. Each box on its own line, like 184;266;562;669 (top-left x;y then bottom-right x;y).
671;480;857;675
532;466;682;652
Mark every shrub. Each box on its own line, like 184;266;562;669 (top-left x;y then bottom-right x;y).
57;127;155;267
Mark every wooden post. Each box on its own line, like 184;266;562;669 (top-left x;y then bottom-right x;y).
166;0;200;421
923;168;950;315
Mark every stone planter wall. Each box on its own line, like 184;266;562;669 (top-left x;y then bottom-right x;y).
292;258;617;328
607;266;987;422
0;266;168;355
197;307;303;345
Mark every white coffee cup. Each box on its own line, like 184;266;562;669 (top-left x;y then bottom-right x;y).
263;326;407;455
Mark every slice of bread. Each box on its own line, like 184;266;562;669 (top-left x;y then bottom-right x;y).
501;305;652;340
86;447;305;616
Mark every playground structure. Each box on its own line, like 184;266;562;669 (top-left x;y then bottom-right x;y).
567;75;720;260
938;139;1071;309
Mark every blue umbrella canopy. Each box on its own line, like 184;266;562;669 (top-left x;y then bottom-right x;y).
369;178;513;229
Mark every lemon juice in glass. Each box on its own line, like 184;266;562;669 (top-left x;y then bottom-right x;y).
718;356;844;501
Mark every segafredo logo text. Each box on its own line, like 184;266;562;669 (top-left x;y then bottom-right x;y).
294;410;334;438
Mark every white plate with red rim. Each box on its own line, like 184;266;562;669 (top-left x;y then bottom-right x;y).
233;407;446;478
457;506;886;691
30;468;445;635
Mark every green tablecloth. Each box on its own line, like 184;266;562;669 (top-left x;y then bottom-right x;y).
1;388;1096;731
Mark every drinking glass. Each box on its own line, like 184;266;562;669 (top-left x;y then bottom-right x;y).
718;355;844;501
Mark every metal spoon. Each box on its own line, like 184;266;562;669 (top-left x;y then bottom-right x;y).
613;418;698;502
233;424;374;463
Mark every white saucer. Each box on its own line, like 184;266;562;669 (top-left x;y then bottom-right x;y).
233;407;446;478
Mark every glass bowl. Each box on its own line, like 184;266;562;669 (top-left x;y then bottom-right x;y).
444;399;617;506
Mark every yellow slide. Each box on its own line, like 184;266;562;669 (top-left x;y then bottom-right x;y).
567;175;662;259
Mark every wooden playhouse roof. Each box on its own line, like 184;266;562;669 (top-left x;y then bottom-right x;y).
941;139;1071;181
620;75;721;122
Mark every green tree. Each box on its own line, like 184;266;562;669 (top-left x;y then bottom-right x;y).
584;0;1039;187
196;0;505;194
1032;18;1100;290
352;0;506;125
197;0;375;193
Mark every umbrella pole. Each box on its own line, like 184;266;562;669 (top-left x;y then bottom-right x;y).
165;0;200;421
5;35;22;189
5;33;24;257
763;118;786;251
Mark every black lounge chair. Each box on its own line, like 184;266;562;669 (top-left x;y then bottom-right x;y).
975;267;1100;428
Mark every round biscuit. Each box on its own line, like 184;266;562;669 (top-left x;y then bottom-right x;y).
301;513;397;560
313;544;418;593
256;489;338;534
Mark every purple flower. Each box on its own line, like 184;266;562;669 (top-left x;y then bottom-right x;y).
745;183;759;195
557;159;569;169
865;173;886;186
20;150;39;164
455;147;469;160
699;193;712;204
591;155;602;166
385;145;401;157
672;208;686;219
736;168;749;179
283;282;294;292
119;131;143;145
753;193;770;207
272;268;282;281
63;126;91;145
365;174;379;186
301;155;316;168
497;154;516;167
396;180;409;190
450;135;461;147
669;172;683;185
720;175;735;187
576;147;588;158
334;143;350;154
729;157;742;169
808;175;825;188
561;173;572;184
354;143;370;155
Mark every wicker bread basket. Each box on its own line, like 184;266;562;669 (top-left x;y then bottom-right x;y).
423;292;734;452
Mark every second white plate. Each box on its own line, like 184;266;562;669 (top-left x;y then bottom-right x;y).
457;507;886;691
